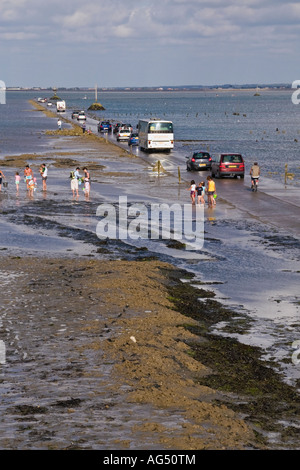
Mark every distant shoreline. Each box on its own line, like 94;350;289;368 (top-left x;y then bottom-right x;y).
6;84;292;93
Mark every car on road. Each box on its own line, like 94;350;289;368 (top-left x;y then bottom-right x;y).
77;111;86;121
117;128;131;141
211;153;245;178
122;123;133;132
186;151;212;171
128;133;139;146
113;122;123;134
72;110;81;119
98;121;112;133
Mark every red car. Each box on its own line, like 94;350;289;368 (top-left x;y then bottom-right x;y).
211;153;245;178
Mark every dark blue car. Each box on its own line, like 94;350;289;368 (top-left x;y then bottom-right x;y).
128;133;139;146
98;121;112;133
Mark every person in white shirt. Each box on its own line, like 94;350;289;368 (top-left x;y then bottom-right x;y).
71;167;81;197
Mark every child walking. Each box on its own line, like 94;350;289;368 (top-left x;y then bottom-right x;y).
189;180;196;205
196;181;205;205
15;172;21;193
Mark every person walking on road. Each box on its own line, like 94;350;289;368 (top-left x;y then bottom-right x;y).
189;180;196;205
196;181;205;205
206;175;216;207
250;162;260;191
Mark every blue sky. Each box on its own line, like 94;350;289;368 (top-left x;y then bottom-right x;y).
0;0;299;87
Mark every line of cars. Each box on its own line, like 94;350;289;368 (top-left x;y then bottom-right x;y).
186;151;245;178
70;110;243;177
98;121;139;146
71;110;86;121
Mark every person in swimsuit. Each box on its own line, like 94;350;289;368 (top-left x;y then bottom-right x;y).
24;165;33;190
39;163;48;191
15;172;21;193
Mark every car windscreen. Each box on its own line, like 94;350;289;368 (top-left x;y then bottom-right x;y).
222;155;243;163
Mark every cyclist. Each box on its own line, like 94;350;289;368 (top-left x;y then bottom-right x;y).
250;162;260;191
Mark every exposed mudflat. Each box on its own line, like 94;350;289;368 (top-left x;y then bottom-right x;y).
0;256;256;450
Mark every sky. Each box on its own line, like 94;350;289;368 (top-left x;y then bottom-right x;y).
0;0;299;88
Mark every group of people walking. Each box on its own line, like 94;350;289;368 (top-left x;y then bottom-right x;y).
70;167;91;199
189;163;261;206
22;163;48;196
0;163;91;199
189;175;217;207
0;164;47;196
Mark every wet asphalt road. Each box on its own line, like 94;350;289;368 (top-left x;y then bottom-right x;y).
79;111;299;239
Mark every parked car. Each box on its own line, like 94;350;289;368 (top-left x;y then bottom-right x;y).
211;153;245;178
117;128;131;141
128;132;139;146
186;151;212;171
77;111;86;121
72;110;81;119
113;122;123;134
98;121;112;132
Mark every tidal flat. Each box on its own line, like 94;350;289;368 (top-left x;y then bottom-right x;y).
0;100;299;450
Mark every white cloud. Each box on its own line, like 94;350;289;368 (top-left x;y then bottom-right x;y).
0;0;299;86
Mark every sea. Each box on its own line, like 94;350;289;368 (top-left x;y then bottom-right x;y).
1;88;300;185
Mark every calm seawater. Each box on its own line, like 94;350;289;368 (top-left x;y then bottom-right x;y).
0;89;300;185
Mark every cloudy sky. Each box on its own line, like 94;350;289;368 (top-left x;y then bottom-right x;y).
0;0;299;87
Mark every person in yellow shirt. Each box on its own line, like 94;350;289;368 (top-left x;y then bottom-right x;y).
206;176;216;207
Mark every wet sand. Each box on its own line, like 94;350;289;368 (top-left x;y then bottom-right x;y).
0;102;299;450
0;256;255;450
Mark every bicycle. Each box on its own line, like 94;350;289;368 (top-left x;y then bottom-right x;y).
251;177;259;192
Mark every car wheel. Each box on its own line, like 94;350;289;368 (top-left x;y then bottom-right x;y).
240;174;244;179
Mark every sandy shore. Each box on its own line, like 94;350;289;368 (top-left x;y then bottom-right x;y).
0;100;298;450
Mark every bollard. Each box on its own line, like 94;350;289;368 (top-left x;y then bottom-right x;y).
153;160;164;175
284;164;295;185
178;166;181;183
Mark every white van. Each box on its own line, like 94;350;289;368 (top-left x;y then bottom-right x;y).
56;100;66;112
